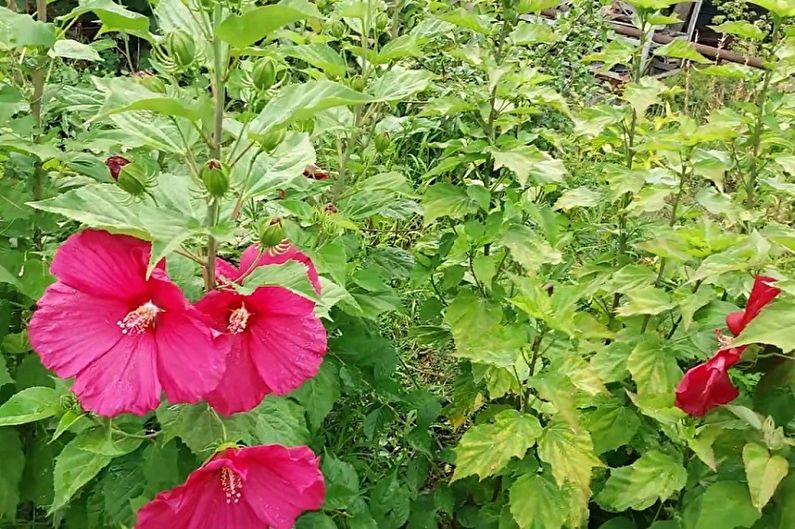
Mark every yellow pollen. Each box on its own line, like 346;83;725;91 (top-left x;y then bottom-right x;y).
228;304;251;334
220;467;243;504
117;301;161;335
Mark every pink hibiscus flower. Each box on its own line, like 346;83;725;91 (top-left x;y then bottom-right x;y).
725;275;780;336
135;444;325;529
28;230;226;417
197;242;326;415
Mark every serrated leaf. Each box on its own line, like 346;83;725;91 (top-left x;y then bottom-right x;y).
710;21;766;40
216;4;317;48
0;7;56;48
616;286;676;317
292;361;340;431
734;300;795;353
501;225;563;271
747;0;795;17
742;442;789;510
51;439;113;512
554;187;600;210
282;43;347;77
422;183;479;224
538;419;602;493
510;21;559;44
453;410;541;481
586;399;641;454
437;8;491;35
654;39;711;64
509;473;569;529
0;428;25;520
370;68;434;101
627;337;682;395
683;481;761;529
233;261;318;301
445;291;527;368
0;387;60;426
596;450;686;511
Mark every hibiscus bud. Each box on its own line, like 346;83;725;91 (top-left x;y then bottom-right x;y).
349;74;366;92
257;128;286;152
133;71;166;93
201;159;229;198
59;393;79;412
117;163;150;197
251;58;277;91
323;203;338;214
330;20;347;39
259;217;284;248
375;12;390;34
295;119;315;134
303;163;329;180
164;31;196;68
105;155;130;181
374;132;390;153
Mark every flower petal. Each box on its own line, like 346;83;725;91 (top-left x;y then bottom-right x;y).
134;462;261;529
675;354;739;417
726;310;745;337
246;288;327;395
741;275;780;328
154;308;226;405
72;333;161;416
215;258;240;283
50;230;150;300
206;336;272;416
194;289;244;332
29;282;128;378
237;445;325;529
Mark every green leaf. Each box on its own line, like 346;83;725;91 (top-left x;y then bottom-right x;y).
322;453;360;510
491;146;566;186
422;183;479;224
709;21;766;40
518;0;561;12
28;178;206;273
233;261;318;301
216;4;318;48
0;387;60;426
654;39;711;64
0;263;23;291
297;512;338;529
501;225;563;271
538;419;603;493
0;428;25;520
596;450;687;511
683;481;761;529
282;44;347;77
227;396;309;447
0;7;56;48
157;402;226;455
630;0;684;9
734;300;795;353
747;0;795;17
586;399;641;454
452;410;541;481
71;429;142;457
51;438;113;512
742;442;789;510
509;473;569;529
49;39;101;61
510;21;560;44
623;77;667;116
97;77;207;121
445;291;527;368
292;361;340;431
372;34;424;64
371;68;434;101
60;0;152;41
250;81;371;136
617;286;676;317
437;8;491;35
101;459;144;526
583;38;634;71
627;337;682;395
554;187;600;210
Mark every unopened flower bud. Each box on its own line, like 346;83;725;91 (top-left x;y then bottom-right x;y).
251;58;277;91
375;12;389;34
303;163;329;180
105;155;130;181
330;20;347;39
374;132;390;153
201;159;229;198
259;217;284;248
257;129;286;152
164;31;196;68
117;163;150;197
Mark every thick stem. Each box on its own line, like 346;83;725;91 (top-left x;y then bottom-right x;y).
205;5;226;291
745;17;781;211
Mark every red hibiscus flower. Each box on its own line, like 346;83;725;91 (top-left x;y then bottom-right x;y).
303;163;329;180
134;444;325;529
196;243;326;415
675;347;742;416
726;275;780;336
28;230;226;417
105;155;130;180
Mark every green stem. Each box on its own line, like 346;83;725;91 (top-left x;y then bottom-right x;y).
746;17;781;211
205;4;226;291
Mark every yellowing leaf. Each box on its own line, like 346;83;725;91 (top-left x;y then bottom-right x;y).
538;419;603;493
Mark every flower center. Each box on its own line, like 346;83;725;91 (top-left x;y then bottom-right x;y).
227;304;251;334
117;301;161;335
220;467;243;504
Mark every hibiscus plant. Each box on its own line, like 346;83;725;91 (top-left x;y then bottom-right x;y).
1;0;795;528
